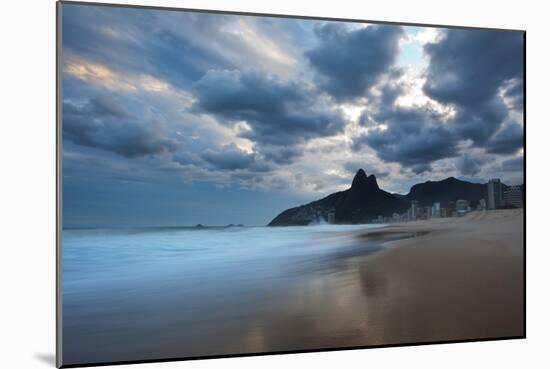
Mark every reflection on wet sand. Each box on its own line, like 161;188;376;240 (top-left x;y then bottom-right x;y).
234;209;523;353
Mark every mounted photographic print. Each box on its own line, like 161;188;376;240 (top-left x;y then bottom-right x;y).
57;1;525;367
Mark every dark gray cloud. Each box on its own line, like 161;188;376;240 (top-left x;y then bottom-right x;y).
454;154;491;176
63;99;178;158
500;156;524;172
353;84;459;173
306;24;404;101
424;29;524;146
450;97;509;145
82;95;130;118
260;145;302;165
62;5;237;89
486;123;523;154
200;144;270;172
62;5;302;92
352;29;523;174
356;124;457;174
358;81;403;127
192;70;346;149
424;29;523;106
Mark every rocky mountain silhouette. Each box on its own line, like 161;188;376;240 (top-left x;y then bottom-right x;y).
269;169;408;226
403;176;487;206
268;169;492;226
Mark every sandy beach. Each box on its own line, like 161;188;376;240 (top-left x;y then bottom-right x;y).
227;208;526;354
352;208;525;345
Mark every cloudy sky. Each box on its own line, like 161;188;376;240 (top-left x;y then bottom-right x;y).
61;4;524;227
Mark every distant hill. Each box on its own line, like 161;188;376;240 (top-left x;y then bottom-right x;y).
268;169;493;226
403;177;487;207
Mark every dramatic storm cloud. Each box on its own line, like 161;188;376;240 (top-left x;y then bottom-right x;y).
486;122;524;154
60;3;524;227
358;124;457;174
424;30;523;108
63;98;178;158
454;154;493;176
352;28;524;176
424;28;524;145
200;144;270;172
354;83;458;173
192;69;346;157
307;23;404;101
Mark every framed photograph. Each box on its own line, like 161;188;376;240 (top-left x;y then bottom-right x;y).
57;1;525;367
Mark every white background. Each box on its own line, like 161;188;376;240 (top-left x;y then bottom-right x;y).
1;0;548;368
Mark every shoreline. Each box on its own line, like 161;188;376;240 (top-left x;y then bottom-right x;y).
61;209;524;364
353;208;524;344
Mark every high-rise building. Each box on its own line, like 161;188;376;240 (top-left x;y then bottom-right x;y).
487;178;503;209
432;202;441;218
441;207;451;217
478;198;487;210
410;200;419;220
456;199;469;216
447;200;456;211
503;185;524;208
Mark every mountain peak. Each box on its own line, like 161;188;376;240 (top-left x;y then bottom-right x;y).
352;169;368;186
367;174;379;190
351;169;379;190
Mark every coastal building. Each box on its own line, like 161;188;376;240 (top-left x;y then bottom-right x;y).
424;206;431;220
478;198;487;211
456;199;469;216
315;210;322;224
447;200;456;213
432;202;441;218
503;185;524;208
327;211;336;224
487;178;503;209
410;200;419;220
416;206;426;219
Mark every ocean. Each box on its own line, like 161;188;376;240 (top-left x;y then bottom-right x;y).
62;224;387;365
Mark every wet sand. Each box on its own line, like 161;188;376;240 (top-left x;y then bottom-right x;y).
231;209;525;354
353;208;525;345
